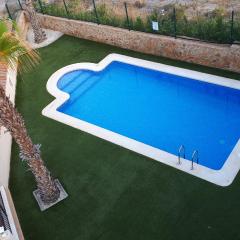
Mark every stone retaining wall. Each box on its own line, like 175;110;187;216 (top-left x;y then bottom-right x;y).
38;14;240;73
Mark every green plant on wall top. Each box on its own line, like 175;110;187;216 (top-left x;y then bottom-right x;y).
40;1;240;44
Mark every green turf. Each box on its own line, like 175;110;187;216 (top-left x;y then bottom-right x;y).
9;35;240;240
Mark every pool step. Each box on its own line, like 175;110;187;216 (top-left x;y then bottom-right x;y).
57;71;81;89
65;75;92;94
69;74;100;103
58;71;92;92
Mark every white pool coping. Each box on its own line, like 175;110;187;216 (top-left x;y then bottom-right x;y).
42;53;240;187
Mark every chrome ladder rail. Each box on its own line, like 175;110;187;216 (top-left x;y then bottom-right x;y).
178;145;185;165
191;150;199;170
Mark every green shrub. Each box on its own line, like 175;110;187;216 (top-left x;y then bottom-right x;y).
44;4;67;18
41;3;240;44
132;16;145;31
93;4;125;27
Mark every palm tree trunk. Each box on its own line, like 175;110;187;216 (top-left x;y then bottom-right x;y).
24;0;47;44
0;85;60;204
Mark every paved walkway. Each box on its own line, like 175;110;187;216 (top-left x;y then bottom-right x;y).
27;27;63;49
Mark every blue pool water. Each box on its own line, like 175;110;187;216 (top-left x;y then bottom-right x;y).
57;61;240;170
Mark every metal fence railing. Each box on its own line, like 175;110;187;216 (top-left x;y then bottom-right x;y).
234;11;240;43
0;192;12;233
4;0;23;20
3;0;240;45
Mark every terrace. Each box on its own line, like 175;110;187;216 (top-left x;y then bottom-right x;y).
9;35;240;239
0;2;240;240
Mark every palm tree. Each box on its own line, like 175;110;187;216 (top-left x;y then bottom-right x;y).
0;20;60;204
23;0;47;44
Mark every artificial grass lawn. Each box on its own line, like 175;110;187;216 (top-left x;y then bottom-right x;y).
10;35;240;240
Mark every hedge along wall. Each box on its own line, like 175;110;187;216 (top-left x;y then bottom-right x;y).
38;13;240;73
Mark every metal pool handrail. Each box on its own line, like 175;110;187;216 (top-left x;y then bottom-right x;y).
191;150;199;170
178;145;185;164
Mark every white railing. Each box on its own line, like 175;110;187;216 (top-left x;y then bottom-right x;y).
0;186;21;240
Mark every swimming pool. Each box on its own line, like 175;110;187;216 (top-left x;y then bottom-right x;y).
43;54;240;186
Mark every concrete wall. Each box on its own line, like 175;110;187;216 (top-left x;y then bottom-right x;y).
38;14;240;73
0;12;28;187
0;66;17;187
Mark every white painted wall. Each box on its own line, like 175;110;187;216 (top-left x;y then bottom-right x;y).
0;68;17;187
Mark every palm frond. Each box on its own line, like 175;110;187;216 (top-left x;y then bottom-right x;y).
0;20;8;37
0;20;40;73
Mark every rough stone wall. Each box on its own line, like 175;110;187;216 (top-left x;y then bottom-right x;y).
38;14;240;73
